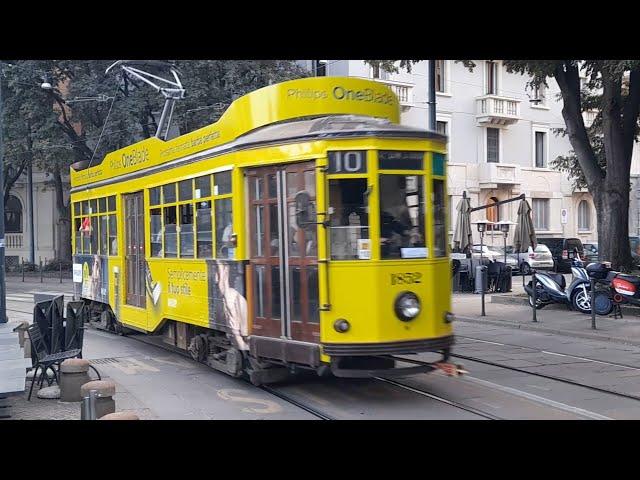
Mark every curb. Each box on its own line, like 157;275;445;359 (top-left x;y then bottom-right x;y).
488;294;640;317
455;315;640;348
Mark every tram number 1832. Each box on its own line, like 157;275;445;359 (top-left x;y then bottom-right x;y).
390;272;422;285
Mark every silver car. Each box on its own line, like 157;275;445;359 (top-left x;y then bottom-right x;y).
492;246;520;270
516;244;554;274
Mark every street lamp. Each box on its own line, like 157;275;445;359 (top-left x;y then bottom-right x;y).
496;220;516;264
473;218;494;317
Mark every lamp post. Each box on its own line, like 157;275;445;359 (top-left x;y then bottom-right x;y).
0;61;5;323
496;220;516;264
473;219;492;317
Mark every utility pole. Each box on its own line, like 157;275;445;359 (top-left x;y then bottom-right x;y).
0;61;6;323
27;162;34;263
428;60;436;131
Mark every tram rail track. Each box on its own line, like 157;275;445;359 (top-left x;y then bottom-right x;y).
391;352;640;405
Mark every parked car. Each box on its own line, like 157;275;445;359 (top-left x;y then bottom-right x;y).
583;243;599;263
514;244;555;274
471;244;501;262
630;237;640;265
536;237;585;273
491;246;520;271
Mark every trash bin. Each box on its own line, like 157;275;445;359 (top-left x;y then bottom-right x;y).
475;265;488;294
502;266;512;292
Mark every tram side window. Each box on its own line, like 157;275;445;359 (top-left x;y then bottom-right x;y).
196;200;213;258
108;214;118;256
328;179;370;260
215;198;233;259
99;215;108;255
164;206;178;258
379;175;426;259
150;208;162;257
180;203;194;258
214;171;232;195
74;217;82;254
90;217;99;254
433;179;447;257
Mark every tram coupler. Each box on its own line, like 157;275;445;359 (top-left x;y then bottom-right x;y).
433;362;468;376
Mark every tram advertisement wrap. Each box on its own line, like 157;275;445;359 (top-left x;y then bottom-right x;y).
73;254;109;304
143;260;248;349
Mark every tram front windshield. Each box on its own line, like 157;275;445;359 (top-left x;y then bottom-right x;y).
379;174;426;259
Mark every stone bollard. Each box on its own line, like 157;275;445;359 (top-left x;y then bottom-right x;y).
60;359;92;402
12;321;29;348
80;380;116;419
23;332;31;359
99;412;140;420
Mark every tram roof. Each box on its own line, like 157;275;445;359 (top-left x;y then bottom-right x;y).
70;76;444;189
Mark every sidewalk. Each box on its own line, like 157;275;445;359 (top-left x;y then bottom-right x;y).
453;291;640;347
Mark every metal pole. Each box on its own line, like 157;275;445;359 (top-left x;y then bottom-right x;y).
480;231;485;316
428;60;436;131
21;257;24;282
27;163;34;263
503;233;507;264
0;62;6;324
532;271;537;322
591;278;596;330
59;261;62;283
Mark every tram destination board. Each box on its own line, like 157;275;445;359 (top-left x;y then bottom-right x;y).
327;151;367;174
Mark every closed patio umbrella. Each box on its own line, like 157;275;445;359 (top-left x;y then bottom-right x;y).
513;199;537;254
452;196;473;254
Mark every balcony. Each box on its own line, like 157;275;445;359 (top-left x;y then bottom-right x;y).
583;109;597;127
478;163;521;189
476;95;521;126
373;78;414;109
5;233;23;249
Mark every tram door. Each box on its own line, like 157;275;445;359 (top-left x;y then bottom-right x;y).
247;162;320;343
124;192;146;308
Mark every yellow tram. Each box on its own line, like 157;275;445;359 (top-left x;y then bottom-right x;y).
69;76;455;384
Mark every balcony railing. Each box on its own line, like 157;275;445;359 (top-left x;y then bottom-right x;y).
478;163;521;188
6;233;23;249
476;95;521;126
373;78;414;107
583;110;598;127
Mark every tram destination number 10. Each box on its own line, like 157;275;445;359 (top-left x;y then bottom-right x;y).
327;151;367;174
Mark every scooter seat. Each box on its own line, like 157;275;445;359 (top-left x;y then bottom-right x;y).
616;273;640;285
548;273;566;289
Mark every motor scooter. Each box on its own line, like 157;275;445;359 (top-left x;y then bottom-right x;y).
524;257;593;313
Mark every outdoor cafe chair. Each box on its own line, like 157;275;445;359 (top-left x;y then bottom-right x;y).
27;323;81;401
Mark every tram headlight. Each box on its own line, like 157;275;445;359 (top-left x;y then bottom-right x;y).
394;292;421;321
334;319;350;333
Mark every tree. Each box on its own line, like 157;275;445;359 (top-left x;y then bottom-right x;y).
2;60;309;261
367;60;640;270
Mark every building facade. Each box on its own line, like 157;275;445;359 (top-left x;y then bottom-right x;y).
299;60;640;250
4;169;62;268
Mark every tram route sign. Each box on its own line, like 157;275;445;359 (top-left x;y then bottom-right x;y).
327;151;367;174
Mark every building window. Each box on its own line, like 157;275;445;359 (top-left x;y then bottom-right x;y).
4;195;22;233
486;197;500;231
535;131;547;168
435;60;446;93
532;199;549;230
371;63;389;80
313;60;327;77
578;200;591;231
436;121;448;136
487;128;499;163
486;61;498;95
533;83;546;105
